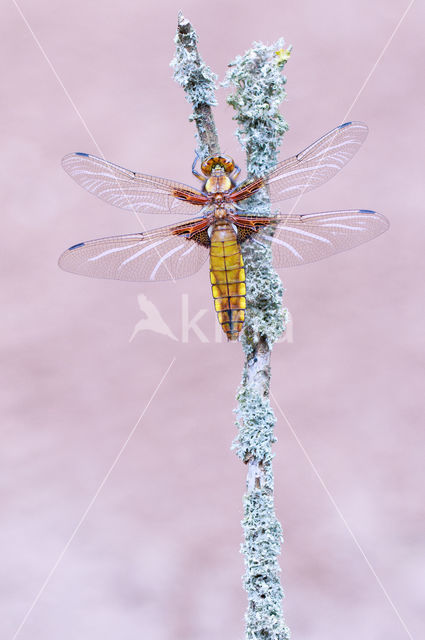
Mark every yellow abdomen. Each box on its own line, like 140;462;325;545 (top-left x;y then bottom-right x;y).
209;222;246;341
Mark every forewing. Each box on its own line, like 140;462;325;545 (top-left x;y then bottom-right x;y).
62;153;209;215
59;219;210;282
262;121;369;203
237;209;389;267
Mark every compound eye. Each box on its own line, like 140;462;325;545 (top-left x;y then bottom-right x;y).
200;155;235;175
222;156;235;174
200;158;213;175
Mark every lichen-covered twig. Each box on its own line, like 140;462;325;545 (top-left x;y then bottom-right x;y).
172;16;292;640
171;12;220;159
225;41;291;640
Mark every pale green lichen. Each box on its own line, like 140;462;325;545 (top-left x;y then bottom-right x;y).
240;190;285;356
227;39;292;640
242;491;288;640
234;392;276;462
224;40;291;177
170;13;219;158
172;20;292;639
234;375;290;640
224;41;291;355
170;21;217;107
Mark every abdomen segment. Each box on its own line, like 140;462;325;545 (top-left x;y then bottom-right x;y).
209;223;246;341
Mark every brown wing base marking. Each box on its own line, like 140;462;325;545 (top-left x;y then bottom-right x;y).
232;214;278;243
171;218;211;247
171;188;209;206
229;178;265;202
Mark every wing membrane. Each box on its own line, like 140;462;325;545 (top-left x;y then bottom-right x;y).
58;218;210;282
62;153;209;215
233;122;369;204
237;209;389;267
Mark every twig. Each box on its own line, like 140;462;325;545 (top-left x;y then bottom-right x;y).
172;16;292;639
225;41;291;640
171;12;220;158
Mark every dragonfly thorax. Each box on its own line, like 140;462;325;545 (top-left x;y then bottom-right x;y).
204;173;233;194
213;206;228;219
201;155;236;195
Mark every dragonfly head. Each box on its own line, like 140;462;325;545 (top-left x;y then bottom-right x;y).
201;155;235;176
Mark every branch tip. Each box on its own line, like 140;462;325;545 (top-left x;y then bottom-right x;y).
177;12;190;30
171;13;219;158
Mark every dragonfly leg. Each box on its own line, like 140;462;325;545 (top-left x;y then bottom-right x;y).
232;164;241;179
192;153;204;181
250;235;268;249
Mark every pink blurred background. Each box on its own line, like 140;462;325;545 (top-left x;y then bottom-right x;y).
2;1;424;638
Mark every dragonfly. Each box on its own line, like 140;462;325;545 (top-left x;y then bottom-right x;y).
59;121;389;341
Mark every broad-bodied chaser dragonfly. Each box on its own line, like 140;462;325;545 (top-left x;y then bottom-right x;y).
59;122;389;340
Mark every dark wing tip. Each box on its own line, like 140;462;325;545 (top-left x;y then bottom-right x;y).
62;152;90;161
359;209;375;214
68;242;85;250
338;120;368;132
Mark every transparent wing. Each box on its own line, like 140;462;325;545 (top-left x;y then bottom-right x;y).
62;153;209;215
231;122;369;205
237;209;389;267
266;122;369;202
58;218;210;282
